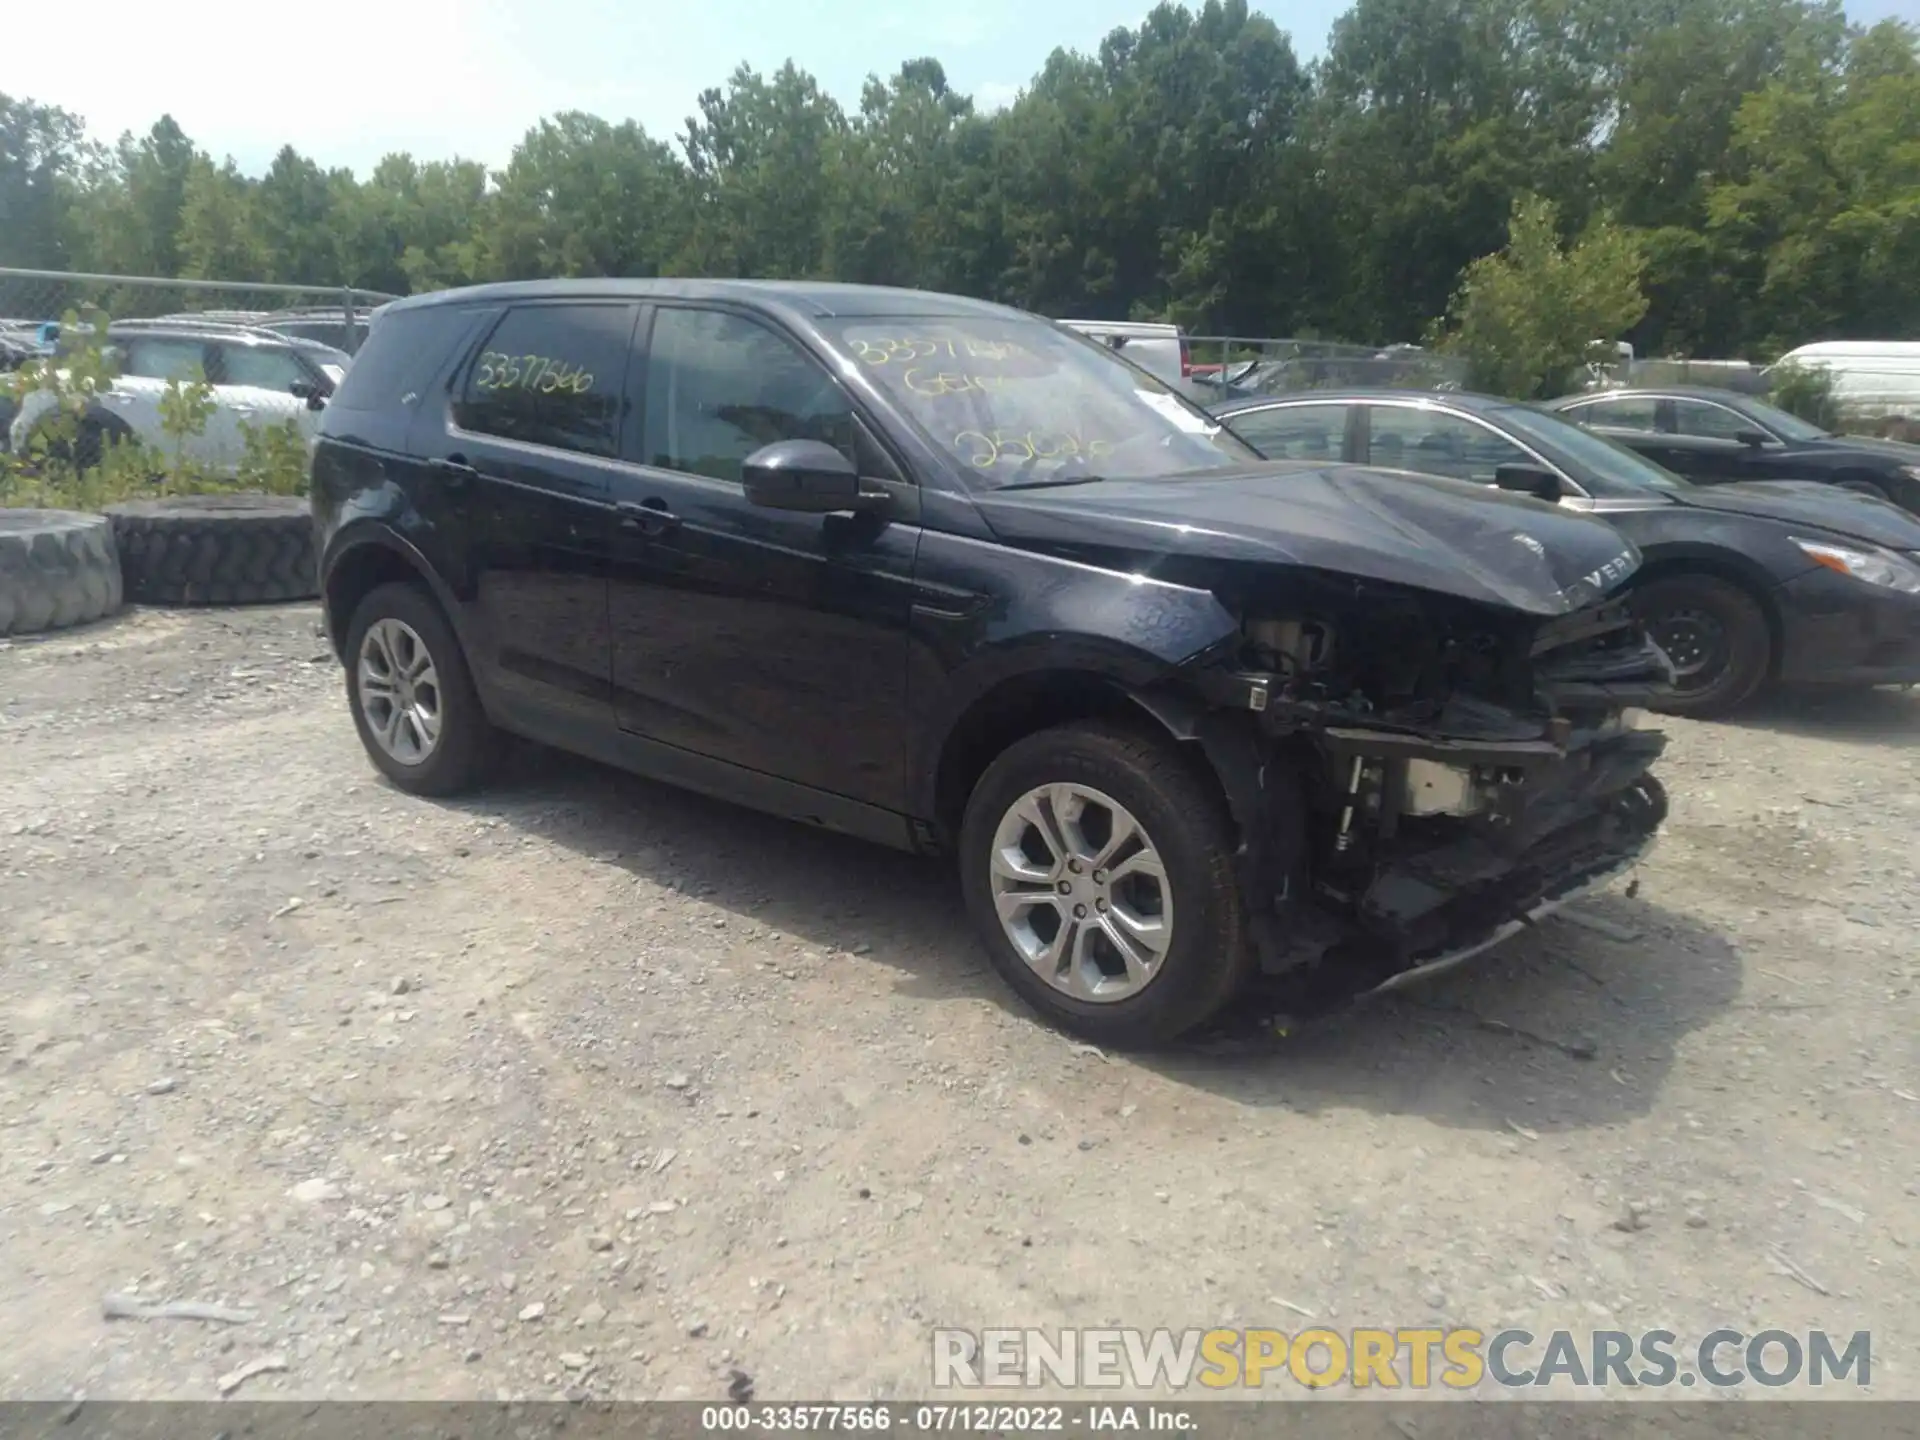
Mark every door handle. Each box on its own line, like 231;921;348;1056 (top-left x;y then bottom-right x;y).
432;456;479;492
617;498;680;536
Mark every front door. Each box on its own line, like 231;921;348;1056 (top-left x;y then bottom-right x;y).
428;300;641;734
206;340;318;470
608;305;919;812
1660;398;1772;484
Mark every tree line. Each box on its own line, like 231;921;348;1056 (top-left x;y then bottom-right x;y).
2;0;1916;361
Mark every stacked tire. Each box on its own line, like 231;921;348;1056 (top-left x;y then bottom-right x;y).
105;494;318;607
0;509;124;637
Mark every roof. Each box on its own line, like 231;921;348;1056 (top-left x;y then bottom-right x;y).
1206;387;1518;416
109;318;347;357
1542;384;1762;405
382;278;1031;321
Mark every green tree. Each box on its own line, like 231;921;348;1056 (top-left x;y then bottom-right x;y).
0;94;92;270
1706;19;1920;347
1432;194;1649;397
680;62;847;278
481;115;688;280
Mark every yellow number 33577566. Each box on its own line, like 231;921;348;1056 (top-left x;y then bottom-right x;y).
475;351;595;395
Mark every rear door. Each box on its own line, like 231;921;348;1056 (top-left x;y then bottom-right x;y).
106;335;221;465
427;300;641;735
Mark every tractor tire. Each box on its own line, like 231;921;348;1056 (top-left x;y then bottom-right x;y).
0;509;124;637
105;494;318;606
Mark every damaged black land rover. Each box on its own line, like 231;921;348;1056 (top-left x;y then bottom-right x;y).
311;281;1674;1045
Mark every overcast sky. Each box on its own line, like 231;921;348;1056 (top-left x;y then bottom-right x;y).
4;0;1915;179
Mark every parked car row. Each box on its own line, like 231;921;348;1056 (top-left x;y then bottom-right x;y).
1545;385;1920;509
1207;388;1920;716
7;319;350;470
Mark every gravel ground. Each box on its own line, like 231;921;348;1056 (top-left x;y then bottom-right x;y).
2;603;1917;1404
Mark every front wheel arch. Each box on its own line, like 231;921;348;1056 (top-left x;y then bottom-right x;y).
1627;557;1784;678
1626;566;1777;715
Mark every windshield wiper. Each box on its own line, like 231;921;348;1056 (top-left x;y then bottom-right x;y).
995;474;1109;492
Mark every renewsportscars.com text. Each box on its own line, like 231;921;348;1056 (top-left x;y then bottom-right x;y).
932;1327;1872;1391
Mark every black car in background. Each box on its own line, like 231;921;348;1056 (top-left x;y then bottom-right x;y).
1209;388;1920;716
312;281;1674;1043
1546;385;1920;512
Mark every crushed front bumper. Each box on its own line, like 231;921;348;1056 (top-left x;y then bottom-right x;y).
1254;754;1669;1022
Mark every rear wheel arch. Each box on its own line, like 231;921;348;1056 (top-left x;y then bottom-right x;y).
322;531;458;662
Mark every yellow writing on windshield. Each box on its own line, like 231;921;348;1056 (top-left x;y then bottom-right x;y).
903;369;1027;397
475;351;595;395
851;336;1032;366
955;429;1114;468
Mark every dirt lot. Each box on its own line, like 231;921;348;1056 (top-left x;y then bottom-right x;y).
2;602;1917;1404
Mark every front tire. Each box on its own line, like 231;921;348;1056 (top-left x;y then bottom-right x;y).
1631;573;1772;717
958;721;1249;1047
344;581;498;796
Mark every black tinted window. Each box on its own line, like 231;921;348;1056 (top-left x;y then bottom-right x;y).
454;304;634;457
1228;404;1349;460
644;308;870;483
1567;395;1659;432
1671;399;1751;440
331;304;489;414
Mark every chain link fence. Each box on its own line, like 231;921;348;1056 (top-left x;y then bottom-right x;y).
0;268;402;361
1;268;402;510
1183;336;1469;397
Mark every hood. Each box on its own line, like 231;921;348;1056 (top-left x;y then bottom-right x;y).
1792;434;1920;463
1676;480;1920;549
970;463;1642;617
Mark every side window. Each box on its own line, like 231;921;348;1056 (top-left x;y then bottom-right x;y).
1671;400;1752;441
215;344;307;392
1367;406;1529;484
1569;395;1658;432
120;337;209;382
643;308;888;483
453;303;634;458
1227;404;1349;460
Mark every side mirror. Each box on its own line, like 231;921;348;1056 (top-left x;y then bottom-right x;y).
742;439;886;514
1735;429;1769;448
289;379;327;411
1494;463;1564;502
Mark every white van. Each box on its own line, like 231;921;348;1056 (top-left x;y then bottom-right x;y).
1057;319;1190;387
1766;341;1920;420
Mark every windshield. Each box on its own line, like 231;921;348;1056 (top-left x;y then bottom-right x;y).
1496;405;1694;497
822;317;1259;486
1738;395;1831;442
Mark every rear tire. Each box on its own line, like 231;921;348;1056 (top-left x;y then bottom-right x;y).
344;581;499;797
1631;573;1772;718
958;720;1249;1047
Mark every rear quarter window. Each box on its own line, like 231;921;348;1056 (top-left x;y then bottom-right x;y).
329;305;491;415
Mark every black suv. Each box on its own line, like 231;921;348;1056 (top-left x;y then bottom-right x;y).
312;280;1674;1045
